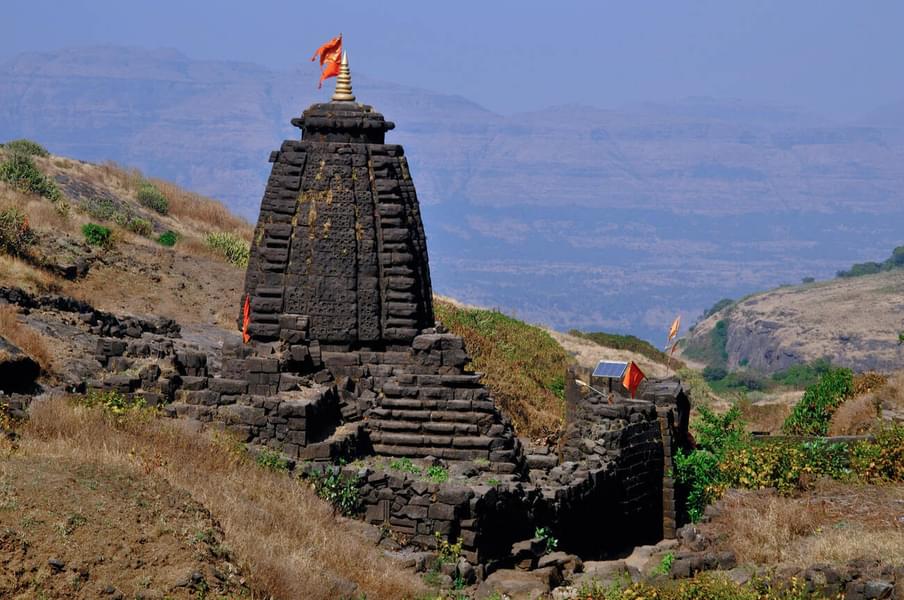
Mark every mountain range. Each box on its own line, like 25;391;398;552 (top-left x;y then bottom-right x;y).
3;45;903;342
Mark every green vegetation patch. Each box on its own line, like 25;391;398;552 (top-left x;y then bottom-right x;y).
308;466;361;516
255;449;290;472
770;358;833;389
81;223;112;247
682;318;730;370
157;230;178;247
782;367;854;435
205;231;250;267
2;139;50;157
837;245;904;278
434;300;571;438
0;152;63;203
126;217;152;237
136;180;169;215
0;207;36;256
569;329;681;368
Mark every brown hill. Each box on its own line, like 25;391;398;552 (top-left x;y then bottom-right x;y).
682;270;904;374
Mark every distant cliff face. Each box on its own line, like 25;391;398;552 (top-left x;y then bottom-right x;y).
3;46;904;340
684;270;904;374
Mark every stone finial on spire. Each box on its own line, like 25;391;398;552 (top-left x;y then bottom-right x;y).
331;52;356;102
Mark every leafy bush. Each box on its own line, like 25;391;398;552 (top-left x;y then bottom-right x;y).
702;365;727;382
425;465;449;483
389;457;421;475
136;180;169;214
83;197;119;221
77;390;146;417
308;466;361;516
205;231;250;267
3;138;50;157
157;230;178;247
126;217;152;237
255;449;289;472
0;207;35;255
534;526;558;554
850;423;904;482
82;223;112;247
836;245;904;277
0;153;63;202
783;367;854;435
434;532;463;564
771;358;833;388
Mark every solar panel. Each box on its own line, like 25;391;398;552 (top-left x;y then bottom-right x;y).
592;360;628;379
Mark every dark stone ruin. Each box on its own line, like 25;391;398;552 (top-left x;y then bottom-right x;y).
59;85;692;578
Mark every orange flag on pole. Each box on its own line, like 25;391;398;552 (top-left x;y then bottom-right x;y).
622;361;646;399
311;34;342;88
668;315;681;343
242;294;251;344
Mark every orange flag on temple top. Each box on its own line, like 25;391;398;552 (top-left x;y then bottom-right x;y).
622;361;646;399
311;34;342;88
242;294;251;344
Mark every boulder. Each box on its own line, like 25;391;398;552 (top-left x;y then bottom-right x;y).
0;336;40;393
476;569;550;600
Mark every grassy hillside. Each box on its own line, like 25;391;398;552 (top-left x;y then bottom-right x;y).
0;140;252;327
568;329;684;369
434;299;572;439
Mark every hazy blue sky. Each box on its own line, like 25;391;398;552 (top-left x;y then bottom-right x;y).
3;0;903;117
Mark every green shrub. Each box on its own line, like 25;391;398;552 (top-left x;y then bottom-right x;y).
837;261;882;278
389;457;421;475
255;449;289;472
534;526;558;554
425;465;449;483
0;153;63;202
308;466;361;516
205;231;250;267
157;230;178;247
702;365;727;382
782;367;854;435
77;390;146;417
82;223;112;247
771;358;833;388
136;180;168;214
0;207;35;255
801;276;815;284
127;217;152;237
851;423;904;482
3;138;50;157
83;197;118;221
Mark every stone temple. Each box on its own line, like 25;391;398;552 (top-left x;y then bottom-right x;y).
82;57;692;569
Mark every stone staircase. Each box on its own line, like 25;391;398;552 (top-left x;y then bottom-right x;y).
366;371;522;473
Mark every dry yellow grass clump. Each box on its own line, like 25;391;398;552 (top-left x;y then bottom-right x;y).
830;371;904;435
0;304;51;369
707;483;904;569
21;398;425;600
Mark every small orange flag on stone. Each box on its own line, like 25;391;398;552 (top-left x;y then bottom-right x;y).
622;361;645;399
311;34;342;88
242;294;251;344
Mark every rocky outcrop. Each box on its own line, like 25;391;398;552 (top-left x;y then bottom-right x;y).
0;336;39;394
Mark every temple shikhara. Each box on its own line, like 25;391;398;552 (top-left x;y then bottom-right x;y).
80;54;691;568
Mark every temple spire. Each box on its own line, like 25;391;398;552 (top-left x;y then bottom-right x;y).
331;52;356;102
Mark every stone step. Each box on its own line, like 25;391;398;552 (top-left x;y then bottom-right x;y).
371;444;491;462
368;407;493;425
368;431;503;451
379;397;496;413
367;419;480;436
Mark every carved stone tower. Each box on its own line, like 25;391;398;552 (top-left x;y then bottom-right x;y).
242;58;433;346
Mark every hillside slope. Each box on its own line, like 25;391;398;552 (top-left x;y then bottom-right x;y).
683;270;904;374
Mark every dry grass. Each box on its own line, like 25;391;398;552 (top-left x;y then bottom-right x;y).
0;305;52;369
21;399;425;600
150;178;252;240
706;482;904;569
829;372;904;435
739;398;792;435
0;254;59;293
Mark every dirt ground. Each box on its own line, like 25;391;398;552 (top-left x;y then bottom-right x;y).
0;453;251;599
